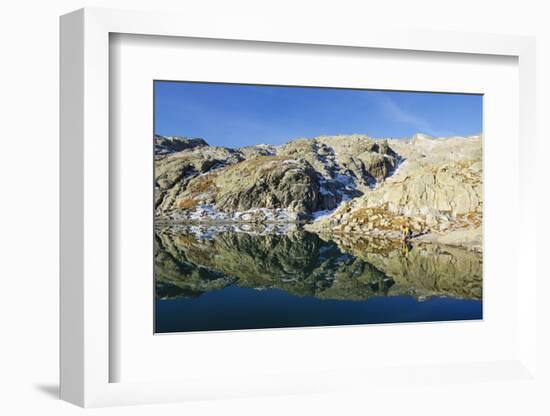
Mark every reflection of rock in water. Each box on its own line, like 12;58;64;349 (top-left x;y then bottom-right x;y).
323;233;482;300
154;231;237;299
155;226;482;301
371;244;482;299
159;221;299;241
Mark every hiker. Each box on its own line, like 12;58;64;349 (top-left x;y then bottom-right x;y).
401;223;411;241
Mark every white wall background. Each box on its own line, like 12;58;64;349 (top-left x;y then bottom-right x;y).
0;1;548;415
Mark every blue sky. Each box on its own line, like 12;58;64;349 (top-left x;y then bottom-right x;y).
154;81;482;148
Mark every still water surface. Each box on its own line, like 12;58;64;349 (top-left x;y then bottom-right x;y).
155;227;482;333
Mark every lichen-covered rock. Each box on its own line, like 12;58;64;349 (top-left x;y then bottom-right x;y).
279;135;399;187
238;144;277;158
307;135;483;250
154;133;482;251
155;145;244;211
362;161;482;218
214;156;321;213
154;135;208;156
165;156;323;217
155;134;401;219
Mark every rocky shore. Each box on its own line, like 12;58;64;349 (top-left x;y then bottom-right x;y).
155;133;482;251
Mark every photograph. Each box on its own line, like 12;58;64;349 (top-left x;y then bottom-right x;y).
2;0;544;412
153;81;483;333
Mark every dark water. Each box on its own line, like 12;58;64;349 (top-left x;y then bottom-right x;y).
154;227;482;333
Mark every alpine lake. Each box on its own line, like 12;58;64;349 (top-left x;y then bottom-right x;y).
154;223;482;333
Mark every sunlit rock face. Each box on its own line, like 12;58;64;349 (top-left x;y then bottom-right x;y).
306;135;483;251
154;134;400;222
155;228;482;302
155;133;481;251
154;135;209;156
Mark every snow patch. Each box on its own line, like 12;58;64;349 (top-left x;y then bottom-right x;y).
185;204;296;224
188;204;229;221
334;174;357;190
388;157;407;178
312;208;336;220
319;184;334;196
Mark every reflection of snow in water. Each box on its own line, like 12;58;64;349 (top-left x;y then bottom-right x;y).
168;222;298;241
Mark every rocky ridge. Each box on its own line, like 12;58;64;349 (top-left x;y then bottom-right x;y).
155;134;400;221
305;134;483;251
155;133;482;251
154;135;209;156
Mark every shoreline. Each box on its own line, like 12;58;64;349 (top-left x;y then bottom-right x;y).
154;218;482;252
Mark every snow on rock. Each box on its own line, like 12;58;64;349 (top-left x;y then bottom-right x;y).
179;204;298;224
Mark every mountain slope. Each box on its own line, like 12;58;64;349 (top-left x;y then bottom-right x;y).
154;133;482;251
306;134;482;250
155;134;400;222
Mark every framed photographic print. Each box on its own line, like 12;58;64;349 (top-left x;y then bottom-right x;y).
153;81;483;334
60;8;538;408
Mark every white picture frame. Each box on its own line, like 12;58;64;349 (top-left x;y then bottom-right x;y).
60;7;538;407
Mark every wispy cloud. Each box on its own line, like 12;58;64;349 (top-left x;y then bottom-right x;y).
377;95;449;137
